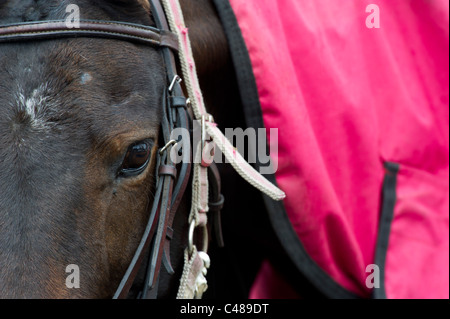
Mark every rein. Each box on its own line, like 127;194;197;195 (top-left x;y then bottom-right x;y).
0;0;285;299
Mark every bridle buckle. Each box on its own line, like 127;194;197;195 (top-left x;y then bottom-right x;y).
168;75;182;93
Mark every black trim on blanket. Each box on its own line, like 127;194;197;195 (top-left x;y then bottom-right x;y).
373;162;400;299
212;0;359;299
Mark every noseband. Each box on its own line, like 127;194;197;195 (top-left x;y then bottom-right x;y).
0;0;223;299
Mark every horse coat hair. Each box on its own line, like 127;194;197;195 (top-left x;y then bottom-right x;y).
214;0;449;298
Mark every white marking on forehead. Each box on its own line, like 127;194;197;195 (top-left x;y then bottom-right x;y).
15;83;53;129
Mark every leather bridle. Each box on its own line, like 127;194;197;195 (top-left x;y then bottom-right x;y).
0;0;224;299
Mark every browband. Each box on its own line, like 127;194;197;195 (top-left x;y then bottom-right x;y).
0;20;179;51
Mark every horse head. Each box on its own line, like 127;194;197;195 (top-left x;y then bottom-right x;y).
0;0;230;298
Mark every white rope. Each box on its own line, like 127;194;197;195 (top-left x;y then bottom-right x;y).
161;0;286;299
161;0;207;119
161;0;286;202
207;123;285;201
189;143;209;226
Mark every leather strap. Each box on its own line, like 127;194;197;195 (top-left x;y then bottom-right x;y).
159;165;177;178
164;96;192;275
208;163;225;248
0;20;178;50
139;0;192;299
112;166;164;298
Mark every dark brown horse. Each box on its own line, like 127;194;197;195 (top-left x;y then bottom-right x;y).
0;0;304;299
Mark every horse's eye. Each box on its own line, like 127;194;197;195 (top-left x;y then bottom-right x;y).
118;140;152;177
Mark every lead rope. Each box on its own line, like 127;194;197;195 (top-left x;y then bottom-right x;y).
159;0;286;299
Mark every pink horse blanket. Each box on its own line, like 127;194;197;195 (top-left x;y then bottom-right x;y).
220;0;449;298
